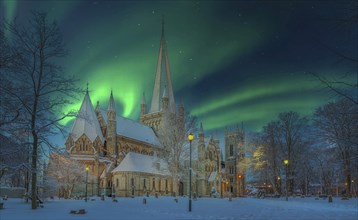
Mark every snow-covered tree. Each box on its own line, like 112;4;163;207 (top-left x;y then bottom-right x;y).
45;153;87;198
157;110;197;196
0;134;29;187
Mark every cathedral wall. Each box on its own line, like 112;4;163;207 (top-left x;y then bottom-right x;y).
117;136;160;157
112;172;172;197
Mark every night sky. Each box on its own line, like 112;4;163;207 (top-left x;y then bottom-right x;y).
2;1;357;137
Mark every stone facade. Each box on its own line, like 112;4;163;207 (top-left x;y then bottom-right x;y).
223;127;246;197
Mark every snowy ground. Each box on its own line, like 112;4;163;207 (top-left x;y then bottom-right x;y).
1;196;357;219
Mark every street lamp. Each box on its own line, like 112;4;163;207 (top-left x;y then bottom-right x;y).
283;159;289;201
85;166;89;202
238;175;242;197
277;176;281;194
188;133;194;212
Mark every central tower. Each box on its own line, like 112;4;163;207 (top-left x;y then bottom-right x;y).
141;17;180;131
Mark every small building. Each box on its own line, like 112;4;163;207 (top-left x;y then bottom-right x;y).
111;152;171;197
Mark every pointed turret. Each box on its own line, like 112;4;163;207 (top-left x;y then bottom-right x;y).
198;122;205;161
70;89;104;144
149;16;175;113
108;90;116;112
106;90;117;157
178;97;185;130
199;122;204;143
95;101;106;134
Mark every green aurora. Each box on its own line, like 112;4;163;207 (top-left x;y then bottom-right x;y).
2;0;356;135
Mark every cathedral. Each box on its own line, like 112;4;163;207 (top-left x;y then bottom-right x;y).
65;20;245;198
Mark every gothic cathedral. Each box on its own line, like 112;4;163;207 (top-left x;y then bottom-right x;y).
64;19;245;198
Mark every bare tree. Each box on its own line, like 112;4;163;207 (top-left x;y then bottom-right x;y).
250;122;285;194
277;111;308;195
314;99;358;197
157;110;197;196
309;1;357;105
2;12;80;209
0;29;22;128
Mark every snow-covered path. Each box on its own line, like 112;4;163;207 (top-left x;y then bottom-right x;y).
1;196;357;219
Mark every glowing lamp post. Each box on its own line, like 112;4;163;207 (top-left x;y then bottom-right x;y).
188;133;194;212
238;175;242;196
277;176;281;194
283;159;289;201
85;166;89;202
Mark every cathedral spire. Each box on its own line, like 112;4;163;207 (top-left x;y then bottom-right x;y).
149;17;175;113
162;85;168;98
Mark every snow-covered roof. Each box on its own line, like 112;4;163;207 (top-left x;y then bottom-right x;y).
102;111;162;147
117;116;162;147
70;92;105;143
111;152;169;176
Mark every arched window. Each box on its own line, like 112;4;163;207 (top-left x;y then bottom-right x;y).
131;178;134;187
143;179;147;189
116;178;119;187
230;144;233;156
152;178;155;190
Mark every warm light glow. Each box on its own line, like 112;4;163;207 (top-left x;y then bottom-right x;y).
238;175;242;179
283;159;289;165
277;176;281;180
86;166;89;171
188;133;194;141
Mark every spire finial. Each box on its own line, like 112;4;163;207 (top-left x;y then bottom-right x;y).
108;90;116;112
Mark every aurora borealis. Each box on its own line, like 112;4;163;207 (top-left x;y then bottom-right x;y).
2;1;356;136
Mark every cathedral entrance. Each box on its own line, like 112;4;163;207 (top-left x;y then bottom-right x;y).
179;181;184;196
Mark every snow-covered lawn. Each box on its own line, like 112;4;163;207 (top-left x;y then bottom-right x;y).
1;196;357;219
